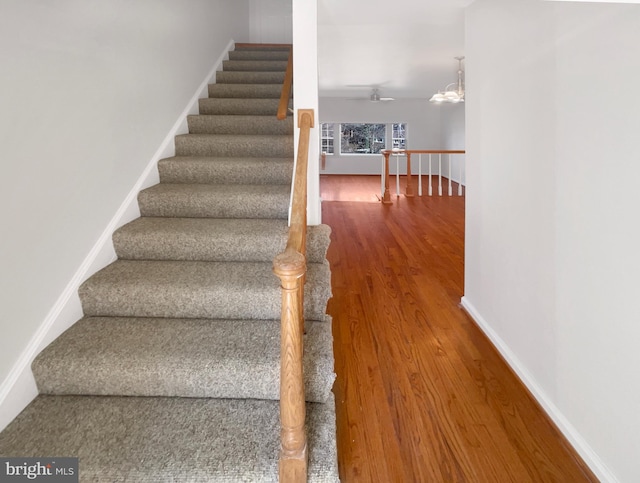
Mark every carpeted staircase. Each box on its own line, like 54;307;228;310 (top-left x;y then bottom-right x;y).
0;44;339;482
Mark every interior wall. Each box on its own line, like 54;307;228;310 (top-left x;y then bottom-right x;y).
318;98;442;175
465;0;640;481
440;104;466;185
249;0;292;44
0;0;249;407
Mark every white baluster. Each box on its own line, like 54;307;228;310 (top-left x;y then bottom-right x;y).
428;154;433;196
418;154;423;196
438;154;443;196
448;154;452;196
396;154;400;197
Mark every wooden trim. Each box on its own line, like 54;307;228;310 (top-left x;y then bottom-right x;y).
381;149;466;155
273;109;314;483
277;48;294;121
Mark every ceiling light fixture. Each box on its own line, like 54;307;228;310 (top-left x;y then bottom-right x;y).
430;56;465;104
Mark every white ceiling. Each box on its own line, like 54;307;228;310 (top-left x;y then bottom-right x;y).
317;0;472;100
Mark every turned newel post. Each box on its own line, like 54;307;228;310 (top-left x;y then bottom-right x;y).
382;151;392;204
405;152;414;197
273;249;307;482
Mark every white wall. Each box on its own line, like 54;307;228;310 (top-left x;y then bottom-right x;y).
440;104;466;185
318;98;443;175
250;0;293;44
464;1;640;481
0;0;248;426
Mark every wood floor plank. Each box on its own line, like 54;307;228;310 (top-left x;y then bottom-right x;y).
321;175;598;483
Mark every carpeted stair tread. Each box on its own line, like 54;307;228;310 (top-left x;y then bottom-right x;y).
199;98;291;116
78;259;332;321
0;395;339;482
188;115;293;135
113;218;332;263
216;71;286;84
222;60;288;72
138;183;290;219
175;133;293;157
207;83;285;99
228;50;290;61
33;317;335;403
158;156;293;185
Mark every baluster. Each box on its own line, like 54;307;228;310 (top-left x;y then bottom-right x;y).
405;152;414;197
418;154;423;196
428;154;433;196
448;154;453;196
438;154;443;196
395;154;400;197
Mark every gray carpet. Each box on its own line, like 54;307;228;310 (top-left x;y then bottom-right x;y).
0;44;339;481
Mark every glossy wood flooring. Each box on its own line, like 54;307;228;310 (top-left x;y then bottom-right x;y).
320;175;597;483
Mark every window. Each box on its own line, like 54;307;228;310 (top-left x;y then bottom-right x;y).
321;123;335;154
392;123;407;149
341;123;387;154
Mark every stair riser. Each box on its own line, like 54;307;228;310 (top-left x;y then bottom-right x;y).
78;262;332;321
199;98;290;116
175;135;293;157
113;220;331;264
138;189;290;219
216;71;286;84
229;50;290;61
188;115;293;135
158;157;293;185
223;60;288;72
207;84;284;99
33;319;334;403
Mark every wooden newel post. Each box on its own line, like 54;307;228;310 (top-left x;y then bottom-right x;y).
382;151;392;204
273;249;308;483
405;152;414;197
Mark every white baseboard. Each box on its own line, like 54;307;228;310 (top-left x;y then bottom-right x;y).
460;296;617;483
0;38;235;433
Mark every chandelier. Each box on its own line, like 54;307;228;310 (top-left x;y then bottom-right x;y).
430;56;465;104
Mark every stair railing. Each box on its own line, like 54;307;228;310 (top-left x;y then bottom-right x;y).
381;149;466;203
273;108;314;482
277;47;294;120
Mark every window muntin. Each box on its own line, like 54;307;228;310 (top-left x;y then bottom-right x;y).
392;123;407;149
321;123;334;154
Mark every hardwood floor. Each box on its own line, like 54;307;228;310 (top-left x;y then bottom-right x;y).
320;175;597;483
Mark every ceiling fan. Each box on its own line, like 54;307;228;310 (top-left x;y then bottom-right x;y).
348;88;395;103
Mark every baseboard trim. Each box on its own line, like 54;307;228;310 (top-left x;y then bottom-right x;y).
0;38;235;433
460;296;617;483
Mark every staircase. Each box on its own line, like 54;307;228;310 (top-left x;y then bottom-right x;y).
0;44;339;482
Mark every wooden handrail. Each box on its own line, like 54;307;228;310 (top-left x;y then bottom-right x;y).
381;149;466;203
273;109;314;483
277;47;294;120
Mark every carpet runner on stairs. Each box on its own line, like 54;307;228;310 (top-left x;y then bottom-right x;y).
0;44;339;482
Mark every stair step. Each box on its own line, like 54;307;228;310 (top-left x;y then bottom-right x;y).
229;50;290;61
222;60;288;72
175;133;293;157
78;260;332;320
199;98;290;116
207;83;284;99
188;115;293;135
33;317;335;402
0;395;339;482
113;218;331;263
158;156;292;185
138;183;290;219
216;71;286;84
